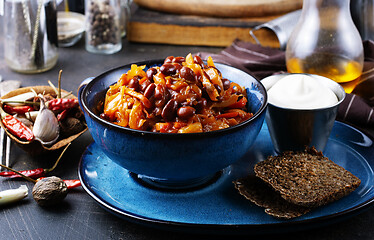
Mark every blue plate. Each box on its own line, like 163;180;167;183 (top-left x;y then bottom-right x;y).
78;121;374;234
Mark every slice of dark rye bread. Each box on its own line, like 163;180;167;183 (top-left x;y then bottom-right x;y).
254;147;361;208
234;175;312;219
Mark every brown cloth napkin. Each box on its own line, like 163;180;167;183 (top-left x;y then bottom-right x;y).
197;39;374;136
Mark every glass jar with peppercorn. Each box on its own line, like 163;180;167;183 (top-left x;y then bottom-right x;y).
85;0;122;54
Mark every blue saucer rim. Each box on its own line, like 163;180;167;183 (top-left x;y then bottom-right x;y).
79;178;374;234
78;121;374;234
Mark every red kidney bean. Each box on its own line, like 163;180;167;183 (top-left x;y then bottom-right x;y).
177;106;195;120
172;92;186;103
144;83;156;99
100;113;109;121
222;78;231;90
195;74;202;87
154;84;170;108
172;63;182;72
214;84;222;93
211;66;222;76
172;56;185;64
200;98;208;107
126;100;134;109
140;79;151;92
195;98;207;112
162;99;178;122
146;67;157;81
154;84;164;100
160;63;177;76
128;76;140;91
193;55;204;66
180;66;195;82
164;56;174;63
153;107;162;116
165;89;171;102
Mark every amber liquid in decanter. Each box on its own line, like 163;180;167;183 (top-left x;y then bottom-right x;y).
287;53;362;93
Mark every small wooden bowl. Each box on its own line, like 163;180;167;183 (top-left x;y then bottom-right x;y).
0;86;87;156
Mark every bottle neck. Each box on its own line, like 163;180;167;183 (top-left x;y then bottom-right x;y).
301;0;352;19
302;0;351;11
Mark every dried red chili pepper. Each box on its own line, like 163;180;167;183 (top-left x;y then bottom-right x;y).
0;143;70;179
62;179;81;189
0;168;45;179
1;115;34;141
57;109;68;121
48;98;79;111
38;177;81;189
3;105;34;115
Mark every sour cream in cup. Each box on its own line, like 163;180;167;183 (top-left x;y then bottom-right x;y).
262;73;345;153
265;74;338;109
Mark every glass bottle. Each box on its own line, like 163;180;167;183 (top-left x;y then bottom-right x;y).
351;0;374;41
286;0;364;93
119;0;131;37
85;0;122;54
3;0;58;74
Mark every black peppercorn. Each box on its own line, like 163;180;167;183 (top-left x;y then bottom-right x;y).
87;0;119;47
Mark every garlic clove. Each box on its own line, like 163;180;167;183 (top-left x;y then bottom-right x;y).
25;111;39;122
14;115;34;128
33;95;60;145
0;185;28;206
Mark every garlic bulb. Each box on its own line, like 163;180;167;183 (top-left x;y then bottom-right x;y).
0;185;28;206
33;95;59;145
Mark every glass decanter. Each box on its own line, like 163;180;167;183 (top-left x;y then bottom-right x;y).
286;0;364;93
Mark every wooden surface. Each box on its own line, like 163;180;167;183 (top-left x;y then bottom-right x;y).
134;0;302;18
128;7;281;47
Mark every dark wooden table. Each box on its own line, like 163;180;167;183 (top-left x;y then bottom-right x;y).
0;32;373;240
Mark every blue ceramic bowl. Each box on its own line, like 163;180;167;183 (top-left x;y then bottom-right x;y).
78;60;267;189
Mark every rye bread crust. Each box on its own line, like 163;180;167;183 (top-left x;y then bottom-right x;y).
254;147;361;208
234;175;311;219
